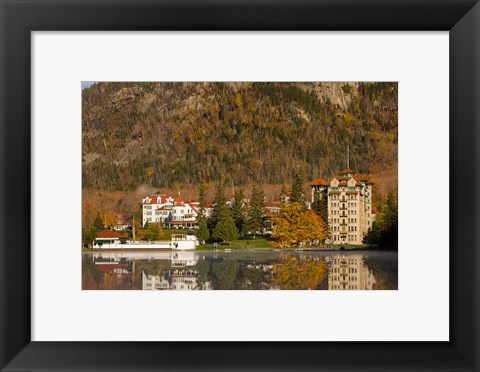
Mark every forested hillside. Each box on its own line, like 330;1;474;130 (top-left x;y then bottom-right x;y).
82;82;397;191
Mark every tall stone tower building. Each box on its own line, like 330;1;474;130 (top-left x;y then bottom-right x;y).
309;168;375;244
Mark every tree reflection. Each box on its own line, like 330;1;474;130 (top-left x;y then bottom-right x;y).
273;257;328;290
212;259;239;290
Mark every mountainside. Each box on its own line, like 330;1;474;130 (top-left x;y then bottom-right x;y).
82;82;397;191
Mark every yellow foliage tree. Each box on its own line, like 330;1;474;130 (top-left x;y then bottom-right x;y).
102;210;118;228
272;202;328;248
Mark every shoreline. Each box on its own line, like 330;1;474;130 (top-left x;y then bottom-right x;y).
83;247;397;253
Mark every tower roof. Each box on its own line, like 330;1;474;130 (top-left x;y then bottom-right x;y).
309;178;329;187
173;191;184;206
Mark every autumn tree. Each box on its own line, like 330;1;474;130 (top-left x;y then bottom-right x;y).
273;202;328;248
244;184;265;237
144;222;162;241
102;210;118;229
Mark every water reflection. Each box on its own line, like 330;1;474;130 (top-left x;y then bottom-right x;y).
327;255;376;290
82;251;397;290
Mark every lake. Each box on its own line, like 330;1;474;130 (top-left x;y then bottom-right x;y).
82;250;398;290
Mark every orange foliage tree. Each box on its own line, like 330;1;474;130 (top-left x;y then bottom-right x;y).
272;202;328;248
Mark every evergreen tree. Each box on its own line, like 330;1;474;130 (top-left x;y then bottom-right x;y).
208;182;230;231
82;227;97;248
362;189;398;249
93;212;104;231
244;184;265;237
212;216;239;245
212;222;224;242
312;188;329;229
290;172;305;207
231;189;245;232
311;188;322;215
196;219;210;244
198;183;207;220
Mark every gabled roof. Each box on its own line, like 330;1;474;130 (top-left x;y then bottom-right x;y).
341;168;353;174
96;229;123;239
143;194;167;205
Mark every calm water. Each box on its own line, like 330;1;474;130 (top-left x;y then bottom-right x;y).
83;250;398;290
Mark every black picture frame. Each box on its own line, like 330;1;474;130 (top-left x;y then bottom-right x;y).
1;1;479;371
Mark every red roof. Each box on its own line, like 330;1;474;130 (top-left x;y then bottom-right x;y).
173;192;184;206
96;229;123;239
155;206;172;211
341;168;353;174
309;178;329;187
353;174;372;183
143;194;167;205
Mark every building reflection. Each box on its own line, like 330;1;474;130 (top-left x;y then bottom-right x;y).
84;250;394;291
141;251;212;290
327;254;377;290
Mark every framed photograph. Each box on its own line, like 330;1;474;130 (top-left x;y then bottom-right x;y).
1;0;479;371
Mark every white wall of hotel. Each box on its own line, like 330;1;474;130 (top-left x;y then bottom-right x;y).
141;194;210;227
93;234;198;250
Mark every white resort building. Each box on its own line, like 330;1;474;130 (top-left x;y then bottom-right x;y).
309;168;376;245
142;192;212;228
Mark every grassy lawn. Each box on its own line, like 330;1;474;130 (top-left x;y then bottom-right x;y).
196;237;279;251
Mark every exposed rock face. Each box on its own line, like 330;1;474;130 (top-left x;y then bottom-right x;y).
82;82;397;190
